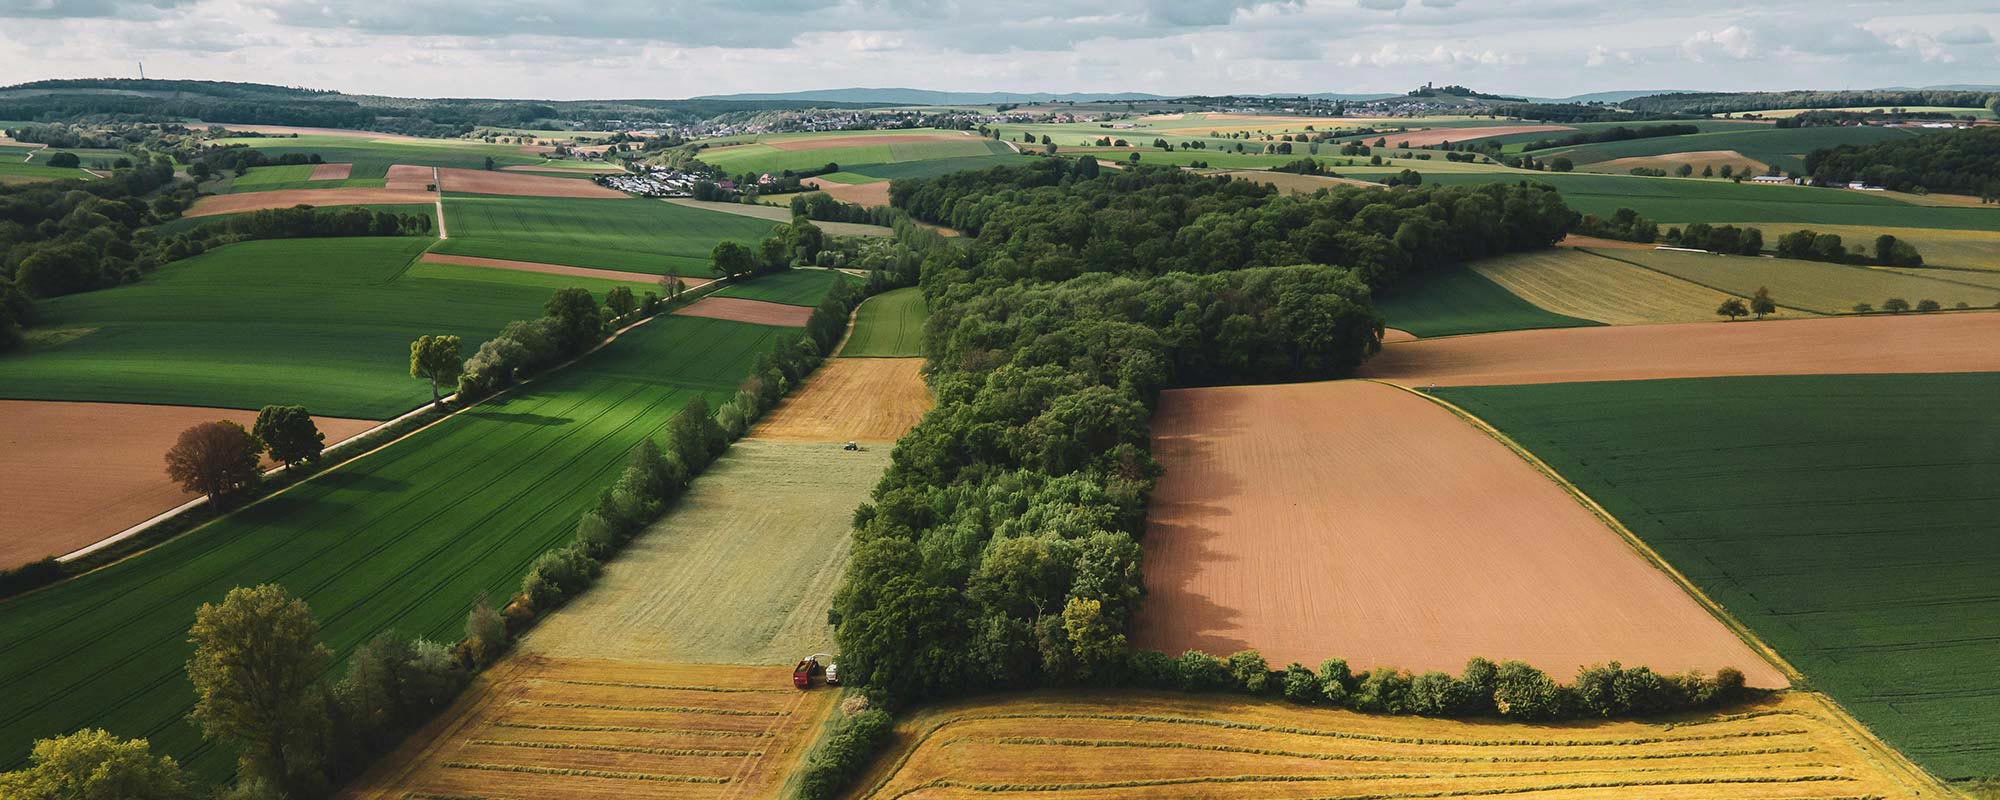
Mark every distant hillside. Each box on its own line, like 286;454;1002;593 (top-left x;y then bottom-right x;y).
1548;90;1703;104
1623;88;1997;115
693;88;1170;105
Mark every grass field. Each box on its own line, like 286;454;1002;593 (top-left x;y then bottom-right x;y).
696;137;1008;175
221;163;383;193
1419;171;2000;232
147;203;438;236
1441;373;2000;781
853;690;1944;800
840;286;927;357
0;159;91;182
434;195;779;277
710;268;859;307
0;237;641;419
1469;249;1727;325
0;312;794;780
210;134;544;177
1592;248;2000;313
1544;125;1920;174
840;153;1024;181
1374;265;1602;337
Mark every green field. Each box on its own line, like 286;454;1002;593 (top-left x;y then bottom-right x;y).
840;286;927;357
221;163;384;193
1590;248;2000;313
0;160;91;182
0;237;627;419
1441;374;2000;780
697;137;1009;175
146;203;438;237
842;154;1024;181
0;312;792;779
210;134;544;178
1541;125;1920;173
712;268;857;307
1373;264;1602;337
433;194;778;276
1419;171;2000;232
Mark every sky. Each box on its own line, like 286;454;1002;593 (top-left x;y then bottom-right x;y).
0;0;1995;100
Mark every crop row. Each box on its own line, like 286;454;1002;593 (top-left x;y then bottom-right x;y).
981;736;1818;764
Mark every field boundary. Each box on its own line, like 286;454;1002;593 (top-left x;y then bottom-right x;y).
1364;379;1958;800
1577;249;1827;316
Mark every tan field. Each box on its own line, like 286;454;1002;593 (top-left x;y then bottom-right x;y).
419;253;692;286
435;166;625;198
185;187;436;217
383;163;437;190
1471;249;1728;325
343;657;835;800
1357;311;2000;387
766;132;970;151
1556;233;1658;250
801;177;891;207
1587;149;1772;176
1596;248;2000;314
1707;223;2000;271
211;124;432;141
674;297;815;327
0;400;374;568
853;691;1947;800
1221;169;1378;195
308;162;352;180
748;358;931;444
1134;380;1786;686
1390;124;1575;147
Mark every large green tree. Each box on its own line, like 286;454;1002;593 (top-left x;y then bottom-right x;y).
409;334;463;408
711;240;755;279
164;420;264;502
0;729;194;800
187;584;333;797
252;405;325;470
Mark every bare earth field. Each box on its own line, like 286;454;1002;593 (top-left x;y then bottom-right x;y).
383;163;436;190
749;358;930;444
1589;149;1772;176
436;166;624;198
185;187;436;217
1397;124;1573;147
1358;311;2000;387
853;691;1947;800
308;162;352;180
1381;328;1418;343
0;400;374;567
1471;250;1725;325
801;177;891;207
419;253;691;286
344;657;834;800
1134;380;1785;686
765;132;969;150
673;297;815;327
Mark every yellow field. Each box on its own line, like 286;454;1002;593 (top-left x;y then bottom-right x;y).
1472;249;1734;325
852;691;1946;800
1597;249;2000;314
347;658;834;800
1710;223;2000;271
1219;169;1379;195
1584;149;1771;177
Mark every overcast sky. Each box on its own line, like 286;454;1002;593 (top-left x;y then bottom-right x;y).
0;0;1995;100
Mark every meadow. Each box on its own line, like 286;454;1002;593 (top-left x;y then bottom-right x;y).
1441;373;2000;781
433;195;779;276
695;136;1008;175
0;237;632;420
0;312;794;779
221;163;384;193
1470;249;1723;325
712;268;858;307
1541;125;1919;173
1593;248;2000;313
1372;265;1601;337
0;159;92;183
1715;223;2000;271
146;203;437;236
209;134;546;177
839;286;927;357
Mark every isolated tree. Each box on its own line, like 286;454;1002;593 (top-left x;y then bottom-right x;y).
710;240;755;279
0;729;195;800
604;285;636;318
1883;297;1911;313
409;334;463;408
46;152;80;169
1749;287;1776;320
482;156;495;171
187;584;332;796
1715;297;1749;321
1916;299;1942;312
252;405;324;470
1852;302;1874;313
1549;156;1573;172
164;420;264;502
1675;163;1694;177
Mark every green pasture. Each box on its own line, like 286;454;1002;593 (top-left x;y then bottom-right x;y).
0;237;600;420
0;312;791;780
1488;120;1766;152
696;137;1008;175
1588;248;2000;313
432;195;779;277
1442;373;2000;780
0;160;90;182
1373;264;1601;337
210;134;543;178
840;286;927;357
1542;125;1921;173
712;268;859;307
843;154;1025;181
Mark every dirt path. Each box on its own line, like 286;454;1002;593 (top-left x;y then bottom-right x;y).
432;167;447;239
1133;380;1787;686
1359;311;2000;387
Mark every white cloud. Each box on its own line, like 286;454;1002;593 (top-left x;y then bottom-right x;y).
1936;24;1991;45
1680;25;1756;62
1584;44;1633;67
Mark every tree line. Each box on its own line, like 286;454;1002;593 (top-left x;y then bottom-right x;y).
1805;126;2000;198
1520;123;1700;152
1620;89;1995;116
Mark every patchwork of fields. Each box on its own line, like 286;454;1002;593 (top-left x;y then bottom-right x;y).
1591;249;2000;314
1373;264;1601;337
1470;249;1722;325
434;195;779;276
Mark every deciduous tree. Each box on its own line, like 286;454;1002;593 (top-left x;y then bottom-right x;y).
1749;287;1777;319
164;420;263;502
1715;297;1748;321
409;334;463;408
252;405;324;470
187;584;332;797
0;729;194;800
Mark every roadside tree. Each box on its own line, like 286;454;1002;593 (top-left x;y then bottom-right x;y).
252;405;324;470
164;420;264;502
408;334;463;408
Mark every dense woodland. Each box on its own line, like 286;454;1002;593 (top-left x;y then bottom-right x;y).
1805;126;2000;197
1622;89;1997;115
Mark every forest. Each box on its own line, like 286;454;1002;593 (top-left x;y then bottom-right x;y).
1621;89;1996;115
1805;126;2000;196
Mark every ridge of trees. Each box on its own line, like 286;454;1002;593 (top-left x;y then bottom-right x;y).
1805;125;2000;197
1621;89;1995;115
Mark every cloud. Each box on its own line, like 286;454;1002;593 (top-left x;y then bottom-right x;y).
1680;25;1755;62
1346;43;1520;67
1356;0;1404;9
1418;0;1457;6
1936;25;1992;45
1584;44;1633;67
0;0;192;18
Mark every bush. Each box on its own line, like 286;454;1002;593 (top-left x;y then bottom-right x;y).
1224;650;1270;694
1407;671;1459;716
1318;658;1354;705
1492;660;1564;720
791;708;895;800
465;594;507;666
1916;299;1942;312
1280;663;1319;703
1175;651;1231;692
520;545;599;612
1353;667;1413;713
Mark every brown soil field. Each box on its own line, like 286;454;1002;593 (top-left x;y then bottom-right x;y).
1588;149;1772;176
435;167;625;198
1382;328;1418;343
343;657;834;800
0;400;374;568
766;132;970;151
501;162;626;174
1358;311;2000;387
801;177;891;207
1396;125;1573;147
186;187;436;217
419;253;697;286
1223;170;1379;195
308;162;352;180
853;690;1948;800
1133;380;1786;687
674;297;815;327
748;358;931;444
383;163;436;190
1556;233;1657;250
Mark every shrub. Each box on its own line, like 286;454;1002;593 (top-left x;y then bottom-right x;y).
1224;650;1270;694
1406;670;1459;716
1455;657;1499;715
520;546;599;612
791;709;894;800
1318;658;1354;705
1175;651;1231;692
1492;660;1564;720
1127;650;1178;689
1916;299;1942;312
1352;667;1413;714
1280;663;1320;703
465;594;508;666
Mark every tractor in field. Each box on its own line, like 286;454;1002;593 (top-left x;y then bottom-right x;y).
793;653;835;689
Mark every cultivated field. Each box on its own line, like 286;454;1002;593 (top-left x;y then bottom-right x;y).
1543;125;1918;174
417;252;676;288
712;268;858;307
1444;373;2000;780
0;400;373;568
855;690;1942;800
675;296;815;327
208;133;546;176
0;313;792;778
1135;380;1784;686
1586;149;1772;177
1358;311;2000;387
696;134;1007;175
800;176;892;207
1710;223;2000;271
310;162;352;180
1595;249;2000;313
1373;266;1601;337
433;195;778;276
348;657;834;800
1470;249;1727;325
437;166;624;198
186;186;435;216
749;359;931;444
839;286;927;357
1220;169;1378;195
520;441;891;663
1420;171;2000;232
664;198;893;236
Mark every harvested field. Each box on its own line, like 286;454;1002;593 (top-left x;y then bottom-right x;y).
184;187;435;217
383;163;436;190
801;177;890;207
1587;149;1772;176
856;691;1944;800
1556;234;1657;250
674;296;814;327
437;166;625;198
0;400;373;568
1134;380;1785;685
748;359;931;444
1393;124;1573;147
521;440;892;662
1470;249;1725;325
1357;311;2000;387
308;162;352;180
1593;248;2000;314
664;198;892;236
765;132;970;150
1221;169;1377;194
345;657;834;800
209;124;425;140
418;252;694;287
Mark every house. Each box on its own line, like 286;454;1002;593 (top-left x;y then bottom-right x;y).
1847;181;1885;191
1750;175;1794;184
